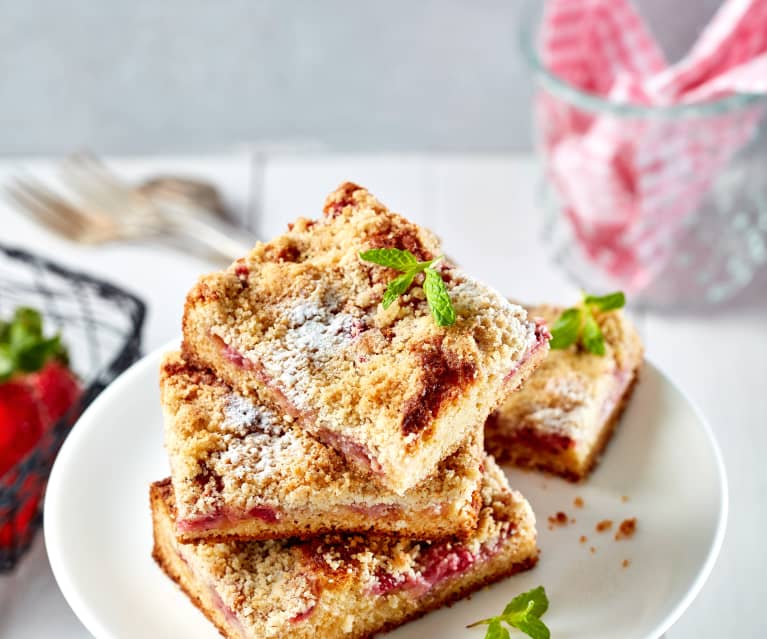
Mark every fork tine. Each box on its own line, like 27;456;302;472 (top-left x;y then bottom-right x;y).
5;182;85;240
14;176;95;226
63;152;135;204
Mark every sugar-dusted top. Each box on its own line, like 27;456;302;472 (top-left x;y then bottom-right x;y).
161;458;534;638
184;182;539;472
161;353;482;521
496;305;643;440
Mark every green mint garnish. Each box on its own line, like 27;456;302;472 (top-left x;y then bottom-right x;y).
423;267;456;326
381;271;417;309
549;291;625;356
359;248;456;327
583;291;626;312
548;307;581;351
468;586;550;639
357;248;419;272
581;312;605;356
0;307;68;382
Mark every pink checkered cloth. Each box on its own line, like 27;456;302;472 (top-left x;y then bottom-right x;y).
538;0;767;291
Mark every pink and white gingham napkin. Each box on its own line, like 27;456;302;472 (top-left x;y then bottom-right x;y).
538;0;767;290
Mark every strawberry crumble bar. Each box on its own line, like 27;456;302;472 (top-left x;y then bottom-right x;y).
161;352;484;542
182;182;549;493
486;306;643;480
150;458;538;639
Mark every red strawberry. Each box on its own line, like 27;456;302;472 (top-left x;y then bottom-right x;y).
32;361;81;424
0;381;44;477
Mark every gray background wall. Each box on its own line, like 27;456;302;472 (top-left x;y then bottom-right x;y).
0;0;722;154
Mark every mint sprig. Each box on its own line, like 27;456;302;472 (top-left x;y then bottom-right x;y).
0;307;67;382
468;586;550;639
359;248;456;327
548;291;625;356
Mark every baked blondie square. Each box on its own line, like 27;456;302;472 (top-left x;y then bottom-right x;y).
485;305;643;480
150;458;538;639
182;182;548;494
161;352;484;542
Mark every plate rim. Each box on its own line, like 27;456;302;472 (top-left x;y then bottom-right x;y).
44;340;729;639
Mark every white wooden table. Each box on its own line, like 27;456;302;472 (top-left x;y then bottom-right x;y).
0;152;764;638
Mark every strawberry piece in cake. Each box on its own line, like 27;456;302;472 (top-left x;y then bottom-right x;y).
182;182;549;494
161;352;484;542
485;306;643;481
150;457;538;639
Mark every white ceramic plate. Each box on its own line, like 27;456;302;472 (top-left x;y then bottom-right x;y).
45;342;726;639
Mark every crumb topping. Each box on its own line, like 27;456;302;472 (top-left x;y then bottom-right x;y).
167;459;534;638
161;353;482;522
183;182;540;488
491;304;643;447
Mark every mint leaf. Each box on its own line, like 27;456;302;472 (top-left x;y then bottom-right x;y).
549;307;581;350
359;248;418;272
361;248;455;327
424;268;456;327
503;585;548;619
511;616;550;639
486;620;510;639
584;291;625;312
581;311;605;355
548;291;625;355
468;586;550;639
382;271;416;309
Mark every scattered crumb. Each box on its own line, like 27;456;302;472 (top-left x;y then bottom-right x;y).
621;495;629;503
590;546;597;554
574;497;584;508
548;511;569;527
622;559;631;568
579;535;588;544
596;519;613;533
615;518;637;540
570;518;576;524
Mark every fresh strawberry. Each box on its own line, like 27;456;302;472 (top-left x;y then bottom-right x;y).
0;307;81;557
0;380;44;477
32;361;81;424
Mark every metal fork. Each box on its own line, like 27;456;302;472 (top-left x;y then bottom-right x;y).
5;154;253;262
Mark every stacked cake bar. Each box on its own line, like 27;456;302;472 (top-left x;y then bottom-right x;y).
151;183;550;638
485;304;643;480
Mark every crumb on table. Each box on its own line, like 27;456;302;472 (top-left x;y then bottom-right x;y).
548;511;569;527
590;546;597;554
621;495;629;503
622;559;631;568
615;517;637;540
574;496;584;508
596;519;613;533
579;535;588;544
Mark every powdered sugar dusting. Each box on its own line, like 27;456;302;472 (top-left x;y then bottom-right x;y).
224;394;284;437
214;393;303;487
259;301;360;409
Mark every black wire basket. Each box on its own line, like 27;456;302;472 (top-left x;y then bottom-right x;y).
0;244;145;571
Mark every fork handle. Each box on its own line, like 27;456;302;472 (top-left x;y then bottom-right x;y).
158;203;255;262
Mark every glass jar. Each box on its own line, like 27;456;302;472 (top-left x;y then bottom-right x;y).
520;3;767;308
